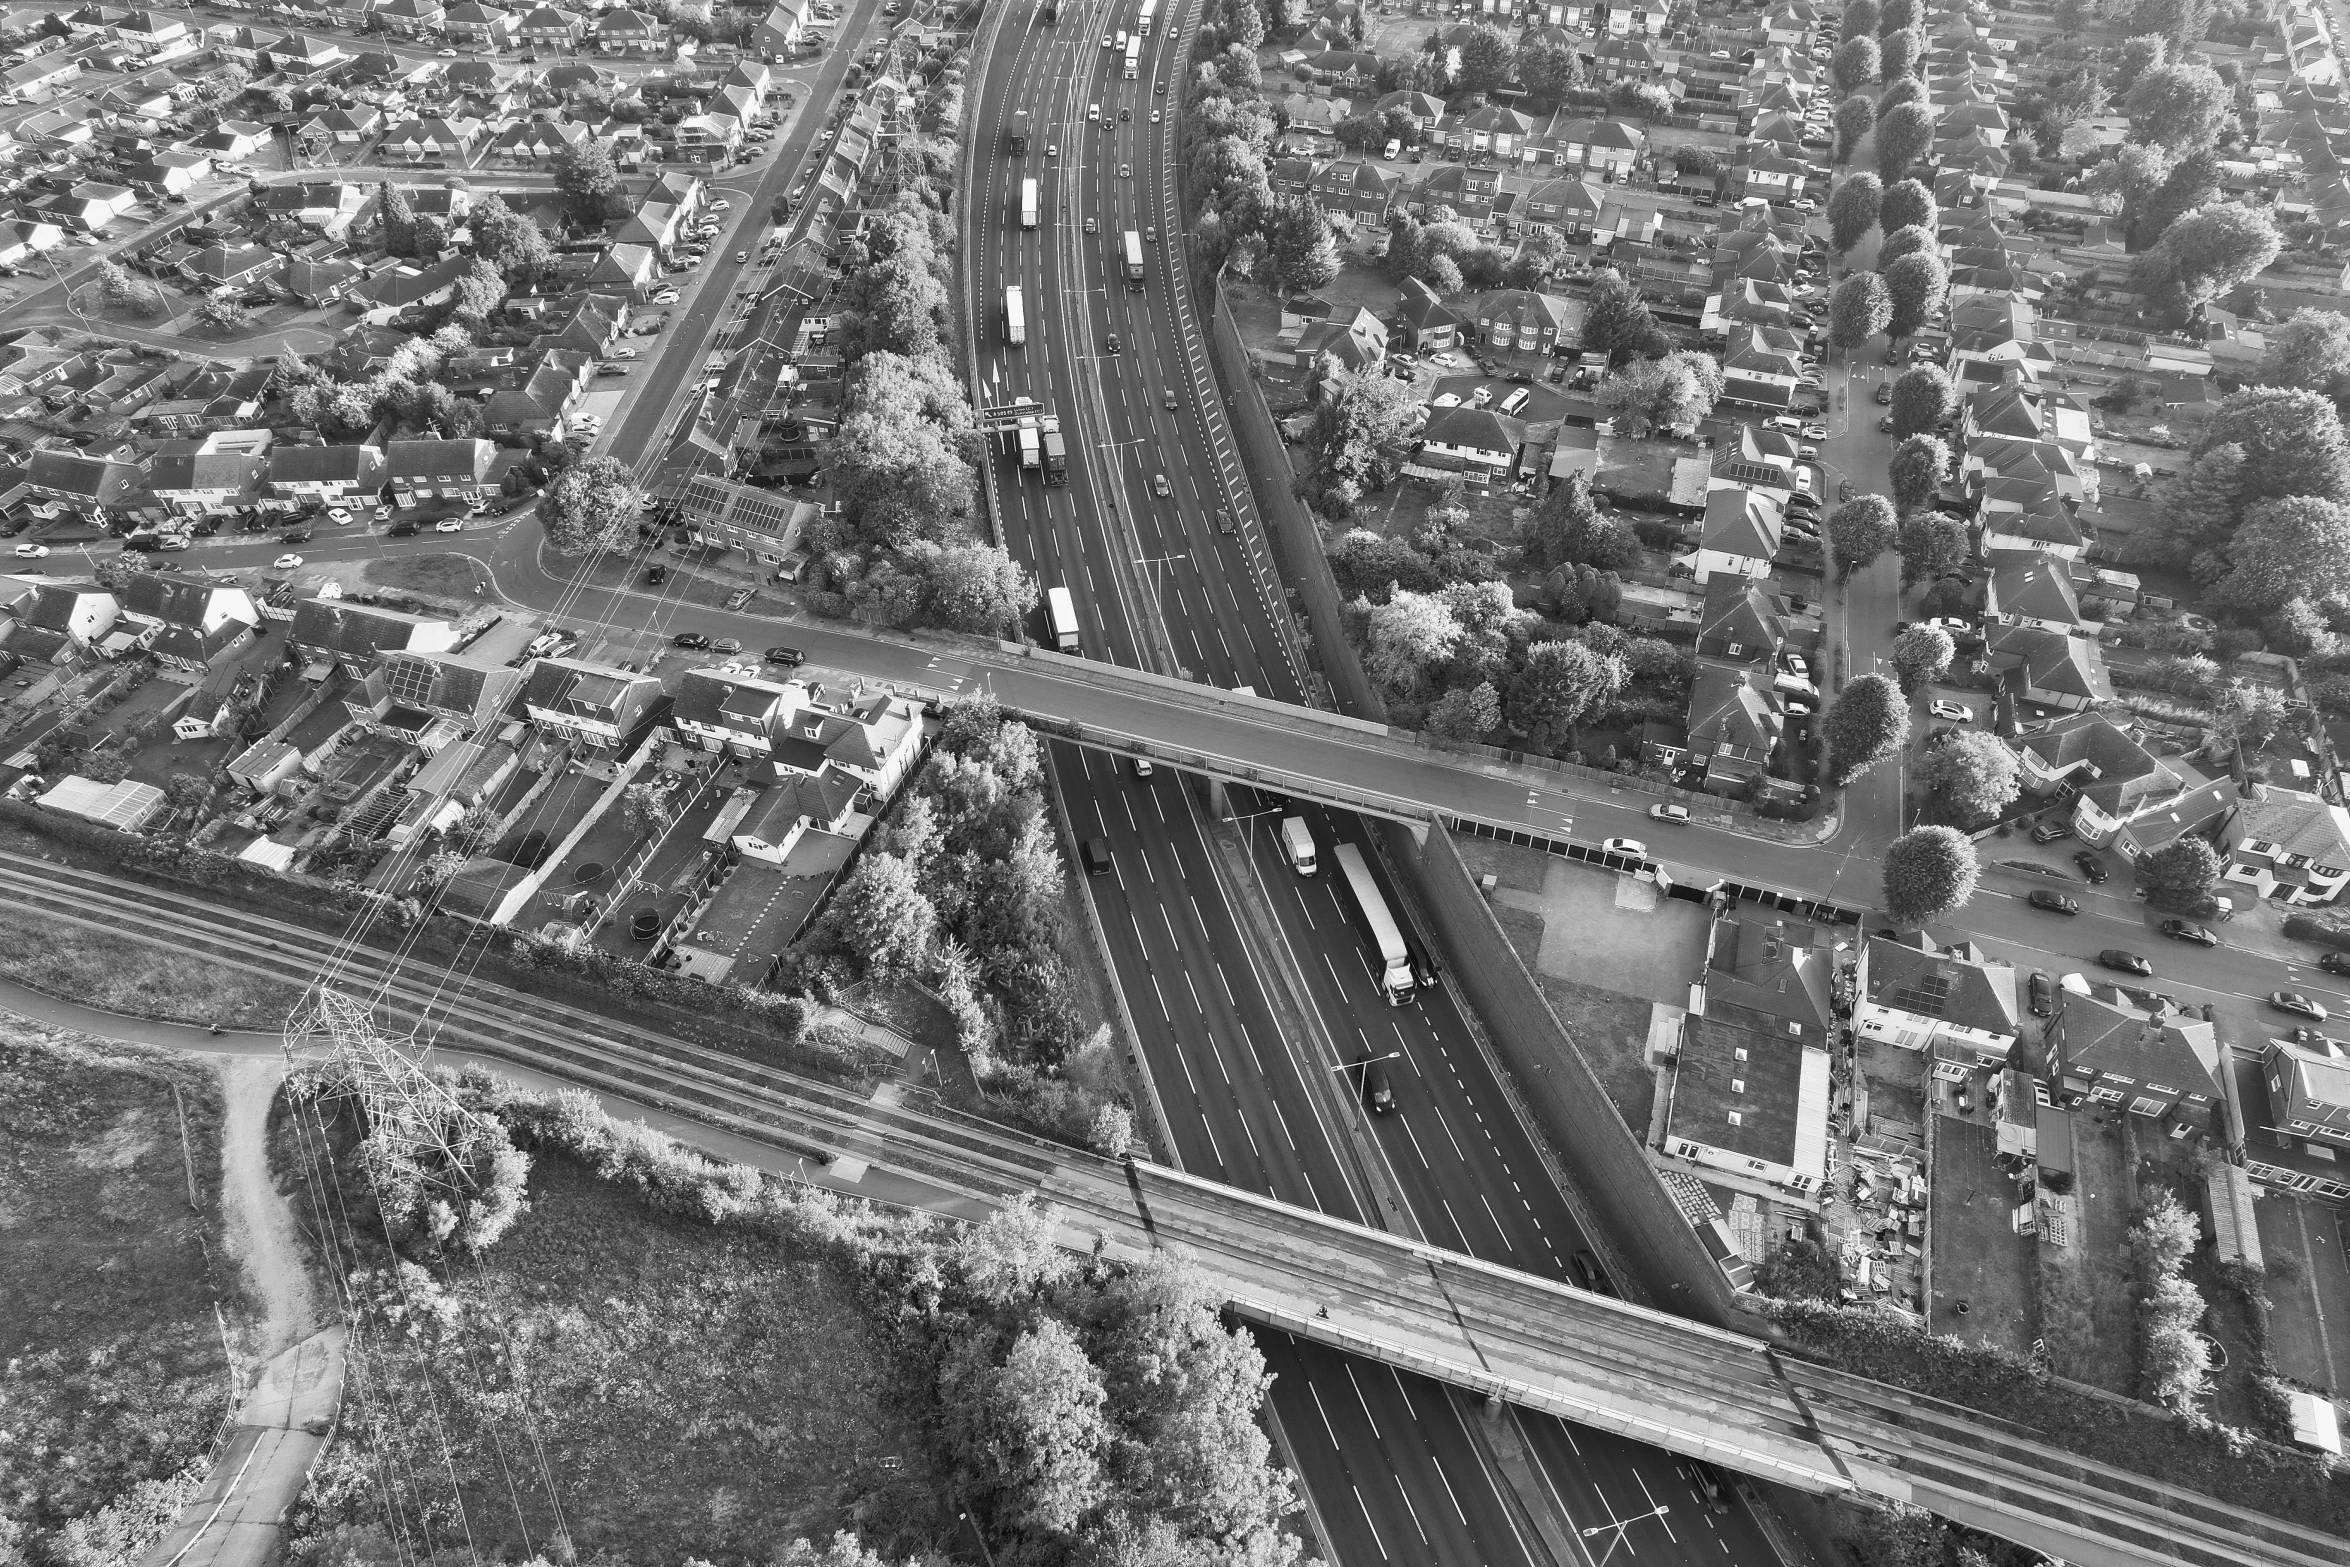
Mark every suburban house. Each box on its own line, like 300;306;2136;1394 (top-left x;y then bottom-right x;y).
351;646;525;735
1658;1005;1830;1202
385;437;499;504
2253;1036;2350;1190
1467;288;1580;356
1393;276;1463;351
1412;405;1524;485
1984;623;2112;712
114;571;259;672
2046;982;2221;1130
671;664;925;799
1696;579;1789;665
519;656;664;750
27;448;143;513
1682;662;1789;799
266;442;385;505
2011;713;2182;847
1852;933;2020;1063
2219;785;2350;905
289;597;461;679
145;442;264;516
1688;486;1784;584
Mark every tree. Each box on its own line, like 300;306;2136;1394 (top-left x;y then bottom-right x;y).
1877;223;1934;271
378;181;417;254
1303;362;1420;515
1881;825;1980;926
1828;494;1898;581
1425;681;1502;740
194;296;250;333
2127;61;2232;155
1454;25;1516;94
1879;26;1921;81
1916;731;2021;822
1363;589;1461;695
1890;623;1954;695
2042;62;2109;137
1878;0;1919;33
1267;195;1339;294
1898;511;1969;587
1835;94;1876;165
2137;202;2281;320
1828;171;1883;256
1608;79;1675;120
1887;433;1949;516
551;138;622;220
1520;471;1606;573
1882;251;1949;344
2115;31;2168;93
467;194;553;279
165;773;209;814
923;542;1038;634
1874;101;1934;183
2137;837;2220;903
620;780;672;841
1878;178;1936;238
948;1318;1111;1534
2211;495;2350;613
537;454;643;555
1516;35;1583;99
1832;34;1881;95
827;851;937;973
2135;0;2215;49
2257;309;2350;395
94;259;164;318
1579;268;1667;364
2129;149;2220;252
449;257;508;320
1828;270;1892;355
1595;350;1724;437
1824;673;1910;787
411;212;449;256
1505;639;1620;753
2191;388;2350;515
1878;75;1926;117
1888;363;1955;436
1845;0;1882;32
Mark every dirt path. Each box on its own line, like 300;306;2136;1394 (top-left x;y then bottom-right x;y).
215;1057;314;1364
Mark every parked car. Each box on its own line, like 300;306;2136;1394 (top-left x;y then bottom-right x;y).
2098;950;2154;976
645;564;668;584
2321;951;2350;976
2029;971;2054;1018
279;528;311;544
763;645;804;665
2030;820;2074;844
272;553;304;569
2160;919;2220;947
11;543;46;558
2272;992;2330;1022
387;520;420;538
1928;699;1972;722
2072;850;2109;884
1600;837;1647;858
672;631;711;648
2027;890;2079;915
1649;803;1691;824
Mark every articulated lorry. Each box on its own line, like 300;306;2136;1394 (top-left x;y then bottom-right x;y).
1332;843;1414;1005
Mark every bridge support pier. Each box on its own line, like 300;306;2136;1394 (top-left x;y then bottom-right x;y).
1205;775;1230;820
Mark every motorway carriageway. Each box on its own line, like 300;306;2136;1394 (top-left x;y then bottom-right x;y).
965;3;1779;1564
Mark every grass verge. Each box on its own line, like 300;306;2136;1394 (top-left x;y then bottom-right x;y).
0;1023;236;1565
0;899;309;1028
362;553;490;599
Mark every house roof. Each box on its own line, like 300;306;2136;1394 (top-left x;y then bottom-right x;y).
147;446;261;496
1706;915;1834;1044
289;598;438;658
2230;785;2350;874
1700;485;1784;560
1862;934;2019;1037
119;570;244;629
1420;403;1524;456
1665;1009;1829;1179
2055;989;2221;1098
1983;549;2080;625
2014;713;2173;816
385;437;493;482
1687;661;1784;754
1699;578;1788;653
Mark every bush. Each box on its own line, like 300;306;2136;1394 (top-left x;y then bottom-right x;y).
2283;912;2350;952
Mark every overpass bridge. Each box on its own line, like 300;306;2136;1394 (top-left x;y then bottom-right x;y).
1053;1161;2346;1567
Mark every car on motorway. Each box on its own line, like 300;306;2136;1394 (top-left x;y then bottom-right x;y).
2272;991;2331;1021
763;645;803;665
1216;506;1236;535
2072;849;2109;884
1649;803;1691;825
672;632;711;649
1101;30;1112;43
2099;949;2155;976
2027;890;2079;915
1152;473;1170;497
1600;837;1647;858
1150;109;1160;122
1928;699;1971;722
11;543;46;558
1146;225;1157;242
1355;1053;1395;1114
2029;971;2055;1018
1120;107;1129;121
272;553;304;569
1119;163;1129;177
1105;333;1120;353
1157;79;1167;93
1084;216;1096;233
1047;142;1057;157
1163;389;1178;410
2160;919;2220;947
1681;1459;1729;1512
1571;1250;1616;1294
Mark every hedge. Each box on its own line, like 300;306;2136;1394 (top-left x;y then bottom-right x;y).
2282;913;2350;953
1766;1299;2350;1536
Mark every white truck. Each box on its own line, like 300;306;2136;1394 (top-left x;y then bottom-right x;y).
1332;843;1414;1005
1281;816;1317;875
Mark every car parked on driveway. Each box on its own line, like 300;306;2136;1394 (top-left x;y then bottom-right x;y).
2029;971;2054;1018
2072;850;2109;884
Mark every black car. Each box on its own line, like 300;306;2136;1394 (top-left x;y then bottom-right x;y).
386;520;421;537
763;645;804;664
2159;919;2220;948
645;563;668;584
1572;1250;1617;1295
671;631;710;648
2029;971;2054;1018
279;527;311;544
2321;951;2350;976
2072;850;2109;884
2030;820;2073;844
2027;890;2079;915
2099;949;2154;977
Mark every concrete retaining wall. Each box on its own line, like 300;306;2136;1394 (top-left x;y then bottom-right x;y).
1202;281;1383;719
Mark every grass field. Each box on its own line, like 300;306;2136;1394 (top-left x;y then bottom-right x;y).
362;553;491;599
0;1025;236;1558
0;901;308;1028
286;1106;944;1567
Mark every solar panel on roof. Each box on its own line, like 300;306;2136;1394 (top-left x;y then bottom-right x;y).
1888;967;1954;1019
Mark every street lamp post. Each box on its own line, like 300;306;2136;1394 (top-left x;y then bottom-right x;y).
1580;1501;1670;1567
1329;1050;1400;1088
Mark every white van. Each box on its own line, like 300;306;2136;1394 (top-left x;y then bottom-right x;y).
1498;387;1532;415
1087;102;1099;121
1383;137;1401;159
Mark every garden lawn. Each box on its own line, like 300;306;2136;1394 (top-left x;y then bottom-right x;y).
362;553;491;599
0;1026;235;1559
